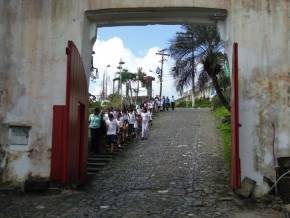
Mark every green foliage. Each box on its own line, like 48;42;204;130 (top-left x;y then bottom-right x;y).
213;106;231;118
194;98;211;108
89;100;101;109
107;93;122;109
169;24;231;111
214;106;231;166
176;101;192;108
218;122;231;166
211;95;223;110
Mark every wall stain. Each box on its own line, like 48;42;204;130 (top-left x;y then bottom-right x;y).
245;69;290;181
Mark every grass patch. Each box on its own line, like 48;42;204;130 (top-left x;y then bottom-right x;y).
194;98;211;108
213;106;231;118
217;122;231;165
176;101;192;108
214;106;231;166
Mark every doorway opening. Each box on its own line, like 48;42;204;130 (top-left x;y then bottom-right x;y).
87;7;240;188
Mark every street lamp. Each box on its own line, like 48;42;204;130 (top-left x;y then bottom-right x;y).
105;64;110;98
117;59;125;109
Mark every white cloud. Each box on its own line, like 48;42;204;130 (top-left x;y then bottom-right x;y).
89;37;179;99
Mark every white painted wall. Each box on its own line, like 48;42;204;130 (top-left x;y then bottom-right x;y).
0;0;289;196
226;0;290;195
0;0;91;184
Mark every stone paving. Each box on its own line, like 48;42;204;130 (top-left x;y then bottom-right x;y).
0;109;283;218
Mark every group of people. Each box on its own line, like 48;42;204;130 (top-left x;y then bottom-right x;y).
88;96;175;153
153;96;175;112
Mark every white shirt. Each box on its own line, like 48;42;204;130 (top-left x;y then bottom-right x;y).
113;110;118;119
117;117;123;127
103;113;109;121
141;111;150;122
128;112;136;124
148;102;153;109
137;108;141;115
123;113;129;121
106;119;118;135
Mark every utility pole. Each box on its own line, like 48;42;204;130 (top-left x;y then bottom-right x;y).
190;31;196;108
156;49;170;97
105;64;110;98
117;59;125;108
177;31;196;107
102;71;105;100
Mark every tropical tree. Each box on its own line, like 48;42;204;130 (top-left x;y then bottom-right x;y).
169;24;231;111
107;93;122;109
113;69;136;104
134;67;147;104
197;71;210;99
169;28;197;107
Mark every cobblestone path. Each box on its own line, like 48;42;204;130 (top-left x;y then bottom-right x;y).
0;109;282;218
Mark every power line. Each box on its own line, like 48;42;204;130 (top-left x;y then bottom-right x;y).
156;49;170;97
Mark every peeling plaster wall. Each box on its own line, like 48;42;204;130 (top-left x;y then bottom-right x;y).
0;0;230;185
0;0;289;194
0;0;90;184
87;0;230;10
226;0;290;195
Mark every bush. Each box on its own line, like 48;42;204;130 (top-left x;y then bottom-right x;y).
194;98;211;108
213;106;231;166
211;95;223;110
107;94;122;109
176;101;192;108
218;122;231;166
89;100;101;109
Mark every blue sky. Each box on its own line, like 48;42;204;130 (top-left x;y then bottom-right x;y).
97;25;183;56
90;25;184;98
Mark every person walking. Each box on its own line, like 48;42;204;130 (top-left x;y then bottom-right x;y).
89;108;102;153
141;106;150;140
165;96;170;111
128;108;136;138
171;96;175;111
105;113;118;152
162;96;166;111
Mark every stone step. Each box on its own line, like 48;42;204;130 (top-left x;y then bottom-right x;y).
88;154;115;159
87;157;112;163
87;171;99;176
87;162;107;167
87;167;101;173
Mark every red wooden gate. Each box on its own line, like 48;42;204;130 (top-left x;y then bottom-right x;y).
51;41;88;185
231;42;241;190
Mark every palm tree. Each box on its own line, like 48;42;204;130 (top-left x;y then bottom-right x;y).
134;67;146;104
169;26;197;107
114;69;136;104
197;71;210;99
169;24;230;111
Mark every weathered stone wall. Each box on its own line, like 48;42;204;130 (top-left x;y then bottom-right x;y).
0;0;90;184
225;0;290;195
87;0;230;10
0;0;230;185
0;0;289;195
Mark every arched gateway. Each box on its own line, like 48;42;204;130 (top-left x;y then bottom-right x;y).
0;0;289;196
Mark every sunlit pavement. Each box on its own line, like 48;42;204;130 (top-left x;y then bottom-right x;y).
0;109;283;218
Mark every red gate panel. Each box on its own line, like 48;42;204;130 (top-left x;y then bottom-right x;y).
51;41;88;185
231;42;241;190
50;105;66;181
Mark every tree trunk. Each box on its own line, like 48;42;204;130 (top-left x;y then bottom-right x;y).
129;82;133;104
211;75;231;112
136;81;139;105
191;71;195;107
